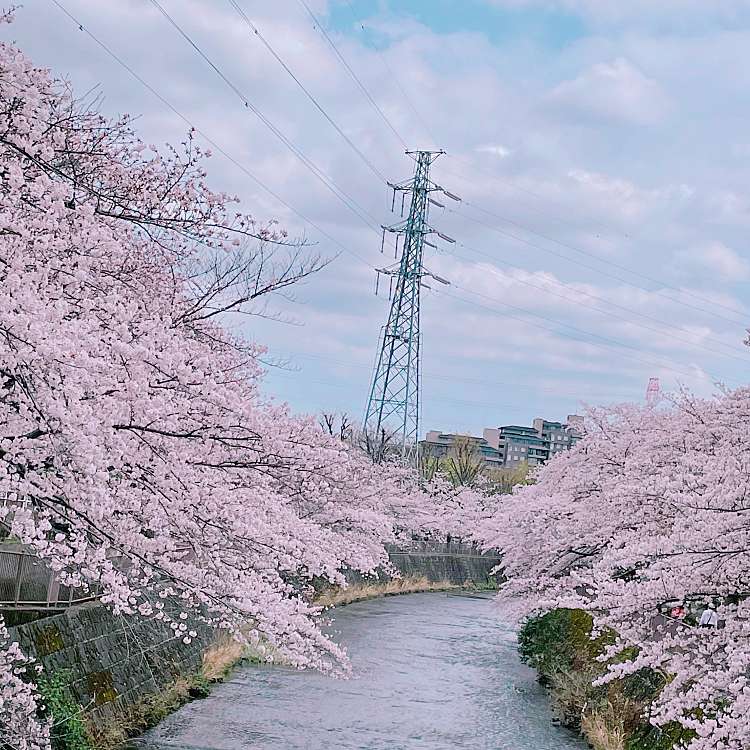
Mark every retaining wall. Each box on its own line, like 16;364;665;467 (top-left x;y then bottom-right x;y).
8;603;213;730
385;540;501;585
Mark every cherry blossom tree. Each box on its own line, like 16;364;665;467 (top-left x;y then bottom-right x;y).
0;16;426;746
483;389;750;750
0;615;49;750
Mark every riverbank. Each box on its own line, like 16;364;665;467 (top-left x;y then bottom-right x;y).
87;634;249;749
31;537;498;750
518;608;693;750
314;575;460;607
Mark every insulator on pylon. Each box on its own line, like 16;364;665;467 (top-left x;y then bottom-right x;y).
380;229;385;253
401;193;406;217
394;234;400;259
437;232;456;243
423;240;437;249
442;190;462;202
375;270;380;296
429;198;445;208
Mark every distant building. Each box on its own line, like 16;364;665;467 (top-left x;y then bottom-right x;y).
422;415;583;470
421;431;504;469
532;416;583;460
483;425;547;468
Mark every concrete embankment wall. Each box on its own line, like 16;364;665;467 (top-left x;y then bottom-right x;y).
8;542;500;739
385;540;501;586
9;602;214;731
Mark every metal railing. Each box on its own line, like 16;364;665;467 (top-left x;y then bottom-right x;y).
0;548;100;610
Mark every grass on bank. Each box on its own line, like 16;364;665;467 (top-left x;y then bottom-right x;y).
313;575;460;608
518;608;695;750
37;670;93;750
86;634;251;749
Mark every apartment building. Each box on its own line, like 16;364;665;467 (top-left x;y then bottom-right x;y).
421;431;505;468
422;415;583;469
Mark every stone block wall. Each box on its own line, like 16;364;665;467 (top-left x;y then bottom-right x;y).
385;540;501;585
8;602;213;730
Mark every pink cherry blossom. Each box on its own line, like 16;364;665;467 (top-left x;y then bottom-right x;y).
482;389;750;750
0;616;50;750
0;19;430;745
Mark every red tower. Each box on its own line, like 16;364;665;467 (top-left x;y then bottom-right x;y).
646;377;661;407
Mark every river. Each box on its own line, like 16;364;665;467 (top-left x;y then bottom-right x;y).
132;592;586;750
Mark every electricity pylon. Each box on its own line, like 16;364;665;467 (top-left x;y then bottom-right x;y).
364;150;458;463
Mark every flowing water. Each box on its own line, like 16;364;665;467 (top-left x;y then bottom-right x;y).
132;592;586;750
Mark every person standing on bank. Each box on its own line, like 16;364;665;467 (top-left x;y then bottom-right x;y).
698;605;719;628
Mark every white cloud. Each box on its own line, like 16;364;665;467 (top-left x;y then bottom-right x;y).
547;58;669;125
676;242;750;282
484;0;750;27
476;143;512;157
10;0;750;431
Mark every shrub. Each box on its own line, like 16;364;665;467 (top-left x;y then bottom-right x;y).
518;608;596;683
626;722;694;750
37;671;92;750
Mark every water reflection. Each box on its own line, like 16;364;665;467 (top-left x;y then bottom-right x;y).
133;592;585;750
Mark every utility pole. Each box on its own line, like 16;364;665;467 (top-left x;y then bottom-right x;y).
364;150;458;463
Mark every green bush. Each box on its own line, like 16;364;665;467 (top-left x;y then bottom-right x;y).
518;608;597;682
626;721;694;750
621;668;666;703
188;674;212;699
37;670;92;750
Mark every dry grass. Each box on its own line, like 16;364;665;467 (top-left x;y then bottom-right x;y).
313;576;458;608
550;667;599;728
581;707;627;750
201;635;246;681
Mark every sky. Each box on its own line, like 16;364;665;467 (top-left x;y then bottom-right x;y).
8;0;750;436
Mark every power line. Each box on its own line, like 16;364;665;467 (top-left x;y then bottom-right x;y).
49;1;739;398
146;0;382;234
464;197;750;322
439;156;631;241
149;0;739;376
449;240;750;364
270;351;640;401
341;0;438;147
296;0;409;150
439;284;728;385
272;369;562;414
454;200;750;326
231;0;748;338
50;0;377;271
448;205;750;328
226;0;389;184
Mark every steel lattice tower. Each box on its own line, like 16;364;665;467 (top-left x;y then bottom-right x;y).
364;150;455;462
